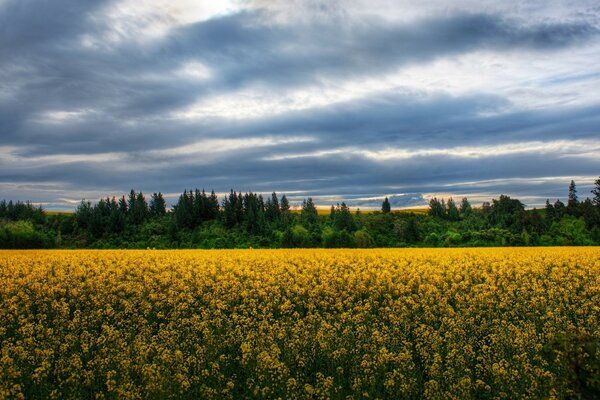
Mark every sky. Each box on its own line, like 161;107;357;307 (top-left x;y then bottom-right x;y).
1;0;600;210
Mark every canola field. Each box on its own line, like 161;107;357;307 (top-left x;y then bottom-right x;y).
1;248;599;399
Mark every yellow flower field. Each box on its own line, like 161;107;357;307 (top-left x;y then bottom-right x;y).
1;248;599;399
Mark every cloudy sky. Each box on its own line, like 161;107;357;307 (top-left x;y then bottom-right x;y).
1;0;600;210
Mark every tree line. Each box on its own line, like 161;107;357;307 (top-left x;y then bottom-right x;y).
1;177;600;249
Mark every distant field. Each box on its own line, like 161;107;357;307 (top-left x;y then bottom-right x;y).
45;211;74;216
44;208;429;217
1;248;598;399
297;207;429;215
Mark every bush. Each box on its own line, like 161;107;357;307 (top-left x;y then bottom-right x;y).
0;220;51;249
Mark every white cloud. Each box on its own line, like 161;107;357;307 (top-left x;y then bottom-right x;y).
33;109;94;124
264;139;600;162
84;0;245;47
149;136;315;158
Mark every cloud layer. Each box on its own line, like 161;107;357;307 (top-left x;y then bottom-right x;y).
1;0;600;209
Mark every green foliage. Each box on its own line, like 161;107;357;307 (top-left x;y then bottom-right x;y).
300;197;318;228
3;176;600;249
284;224;312;247
353;229;374;248
548;216;594;245
0;220;51;249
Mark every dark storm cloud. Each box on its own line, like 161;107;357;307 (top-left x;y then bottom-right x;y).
0;0;110;54
1;1;600;209
164;11;598;91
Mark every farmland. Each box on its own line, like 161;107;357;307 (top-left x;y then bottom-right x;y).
1;248;599;399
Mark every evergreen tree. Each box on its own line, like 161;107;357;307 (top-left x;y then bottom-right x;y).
132;192;149;224
242;192;265;234
208;190;220;220
545;200;555;224
118;196;128;215
301;197;318;227
592;176;600;207
580;198;599;229
265;192;281;224
490;195;525;232
381;197;391;213
553;199;566;220
75;200;93;231
329;205;337;224
109;197;125;233
222;191;236;229
459;197;472;217
334;202;355;232
446;198;460;221
428;198;444;219
174;190;193;229
128;190;137;214
149;192;167;218
279;194;291;228
567;180;579;209
235;192;244;226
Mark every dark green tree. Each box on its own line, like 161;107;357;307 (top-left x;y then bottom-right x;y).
280;194;291;227
592;176;600;207
567;180;579;212
300;197;318;227
332;202;355;232
554;199;566;220
459;197;472;217
428;198;445;219
265;192;281;224
381;197;391;213
149;192;167;218
545;199;555;224
446;198;460;221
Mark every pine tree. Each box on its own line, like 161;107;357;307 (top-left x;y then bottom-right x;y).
265;192;281;223
174;190;193;229
118;196;128;215
428;198;444;219
280;194;291;227
208;190;220;220
134;192;149;224
128;189;137;215
149;192;167;218
446;198;460;221
381;197;391;213
545;199;555;224
567;180;578;209
592;176;600;206
459;197;472;217
222;190;236;229
335;202;355;232
301;197;318;227
329;204;337;224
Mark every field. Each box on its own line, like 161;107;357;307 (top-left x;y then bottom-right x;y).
1;248;599;399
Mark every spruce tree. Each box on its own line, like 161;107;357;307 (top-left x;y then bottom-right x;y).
301;197;318;227
447;198;460;221
428;198;444;219
280;194;291;227
150;192;167;218
567;180;578;209
381;197;391;213
459;197;472;217
592;176;600;206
